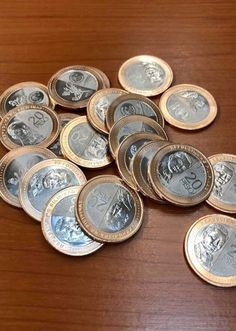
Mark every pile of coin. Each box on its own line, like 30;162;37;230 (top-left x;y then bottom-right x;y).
0;55;236;287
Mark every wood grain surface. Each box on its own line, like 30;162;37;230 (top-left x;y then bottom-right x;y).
0;1;236;330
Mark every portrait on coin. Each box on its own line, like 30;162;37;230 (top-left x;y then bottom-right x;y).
213;162;234;198
142;62;165;85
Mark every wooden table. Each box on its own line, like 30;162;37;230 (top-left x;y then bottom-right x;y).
0;1;236;330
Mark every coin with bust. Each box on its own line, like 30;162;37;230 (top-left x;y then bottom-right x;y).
149;143;214;206
42;186;103;256
90;67;110;88
60;116;113;168
206;154;236;213
0;104;60;151
0;146;56;207
118;55;173;96
76;175;144;243
0;81;55;118
48;65;104;109
109;115;168;158
19;158;87;221
185;214;236;287
159;84;217;130
87;88;128;134
106;93;165;130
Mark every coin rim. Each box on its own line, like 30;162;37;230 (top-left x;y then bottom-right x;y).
90;67;110;88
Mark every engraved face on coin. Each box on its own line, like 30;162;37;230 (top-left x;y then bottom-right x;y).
159;84;217;130
185;214;236;286
42;186;103;256
118;55;173;96
19;159;87;221
76;175;143;243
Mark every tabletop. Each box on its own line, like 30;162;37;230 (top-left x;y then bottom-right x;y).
0;1;236;330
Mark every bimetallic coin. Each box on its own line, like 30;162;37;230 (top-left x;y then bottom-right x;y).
149;144;214;206
159;84;217;130
106;93;165;130
0;146;56;207
207;154;236;213
118;55;173;96
76;175;144;243
109;115;168;158
60;116;113;168
0;104;60;151
19;159;87;221
90;67;110;88
185;214;236;287
87;88;128;134
42;186;103;256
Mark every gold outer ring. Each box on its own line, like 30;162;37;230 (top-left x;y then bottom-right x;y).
76;175;144;243
148;143;214;206
106;93;165;130
41;186;103;256
185;214;236;287
159;84;217;130
118;55;173;97
206;154;236;213
90;67;110;88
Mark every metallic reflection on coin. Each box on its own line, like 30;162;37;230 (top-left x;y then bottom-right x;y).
90;67;110;88
118;55;173;96
185;214;236;287
19;159;87;221
42;186;103;256
76;175;143;243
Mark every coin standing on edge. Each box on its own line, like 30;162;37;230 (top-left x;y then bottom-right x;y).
185;214;236;287
42;186;103;256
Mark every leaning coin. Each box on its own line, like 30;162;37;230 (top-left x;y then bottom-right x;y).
185;214;236;287
0;104;60;151
118;55;173;96
60;116;113;168
90;67;110;88
159;84;217;130
206;154;236;213
76;175;144;243
109;115;168;158
106;93;164;130
42;186;103;256
19;158;87;221
0;146;56;207
149;143;214;206
87;88;128;134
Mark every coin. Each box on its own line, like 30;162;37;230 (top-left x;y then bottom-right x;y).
60;116;113;168
185;214;236;287
48;65;103;109
206;154;236;213
42;186;103;256
109;115;168;158
87;88;127;134
0;146;56;207
0;81;55;118
90;67;110;88
149;143;214;206
118;55;173;96
0;104;60;151
76;175;144;243
106;93;165;130
159;84;217;130
116;132;165;190
19;158;87;221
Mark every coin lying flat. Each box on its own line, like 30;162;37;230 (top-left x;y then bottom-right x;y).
60;116;113;168
42;186;103;256
109;115;168;158
149;144;214;206
185;214;236;287
76;175;144;243
106;93;165;130
159;84;217;130
19;159;87;221
90;67;110;88
0;104;60;151
206;154;236;213
0;146;56;207
118;55;173;96
87;88;127;134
